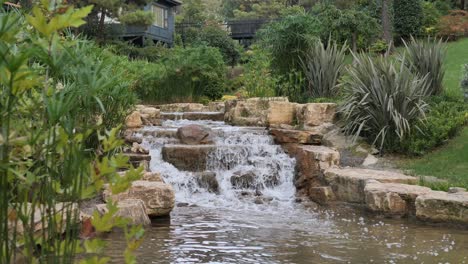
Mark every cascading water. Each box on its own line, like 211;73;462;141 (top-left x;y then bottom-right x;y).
139;119;297;208
104;116;468;263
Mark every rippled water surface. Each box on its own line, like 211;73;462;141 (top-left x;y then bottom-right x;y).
104;119;468;263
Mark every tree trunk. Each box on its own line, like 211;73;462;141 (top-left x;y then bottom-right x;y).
381;0;392;44
461;0;466;10
98;7;106;41
352;31;357;52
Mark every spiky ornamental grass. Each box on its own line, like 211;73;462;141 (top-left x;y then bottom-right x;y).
401;37;446;96
300;40;347;98
340;54;430;152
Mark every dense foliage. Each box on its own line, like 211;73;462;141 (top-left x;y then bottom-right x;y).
436;10;468;40
340;54;430;152
393;0;424;40
0;3;143;263
134;45;226;103
395;96;467;155
462;64;468;100
401;37;446;96
300;40;347;98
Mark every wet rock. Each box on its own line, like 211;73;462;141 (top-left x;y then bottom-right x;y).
176;124;215;145
183;112;224;121
159;103;206;112
267;101;297;127
124;153;151;169
415;191;468;224
364;181;432;217
130;142;149;154
269;128;322;145
324;168;418;204
177;202;190;207
289;145;340;197
162;145;215;171
142;172;163;182
95;199;151;226
194;171;219;193
253;196;273;204
309;186;336;205
103;180;175;217
125;111;143;128
231;170;256;189
295;103;336;128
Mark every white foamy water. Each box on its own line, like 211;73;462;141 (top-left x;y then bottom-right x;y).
139;119;296;209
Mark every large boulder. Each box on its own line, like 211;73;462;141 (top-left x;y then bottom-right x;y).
270;128;322;145
267;101;297;127
364;181;432;217
136;105;161;126
415;191;468;224
324;168;418;204
285;145;340;197
95;199;151;226
295;103;336;128
224;97;289;126
230;170;256;189
176;124;215;145
194;171;219;193
125;111;143;128
103;181;175;217
162;145;216;171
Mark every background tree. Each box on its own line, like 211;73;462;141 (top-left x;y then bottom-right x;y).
393;0;423;40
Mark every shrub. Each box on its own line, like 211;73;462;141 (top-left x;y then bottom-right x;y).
437;10;468;41
241;46;277;98
395;96;467;155
401;37;446;96
369;39;389;54
340;54;430;152
421;1;442;35
462;64;468;101
258;14;322;75
119;10;154;26
300;40;347;98
393;0;423;39
109;40;170;62
135;45;226;103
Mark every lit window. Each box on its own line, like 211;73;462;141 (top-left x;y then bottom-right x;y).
152;5;168;28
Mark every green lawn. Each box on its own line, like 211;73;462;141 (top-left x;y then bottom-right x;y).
397;38;468;189
399;127;468;189
443;37;468;97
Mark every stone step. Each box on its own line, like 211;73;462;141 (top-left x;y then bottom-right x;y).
416;191;468;224
324;168;418;204
161;112;224;121
269;128;322;145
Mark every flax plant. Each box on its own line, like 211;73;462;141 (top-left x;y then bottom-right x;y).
0;2;143;263
340;53;430;152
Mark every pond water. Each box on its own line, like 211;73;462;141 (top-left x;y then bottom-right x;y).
104;119;468;263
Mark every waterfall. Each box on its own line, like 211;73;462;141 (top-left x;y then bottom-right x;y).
139;119;296;208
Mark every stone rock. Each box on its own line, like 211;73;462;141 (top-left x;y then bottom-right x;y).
177;124;215;145
231;170;256;189
292;145;340;196
194;171;219;193
130;142;149;154
364;181;432;217
162;145;215;171
295;103;336;128
224;97;289;126
137;106;160;118
309;186;336;205
362;154;379;167
183;112;224;121
159;103;206;112
324;168;418;204
125;111;143;128
448;187;467;193
124;153;151;169
270;128;322;145
322;127;357;149
95;199;151;226
208;101;225;112
267;101;297;127
103;181;175;217
142;171;163;182
415;191;468;224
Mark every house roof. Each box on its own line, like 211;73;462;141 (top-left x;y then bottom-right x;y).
158;0;182;6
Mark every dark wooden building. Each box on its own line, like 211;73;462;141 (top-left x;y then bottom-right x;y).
115;0;182;46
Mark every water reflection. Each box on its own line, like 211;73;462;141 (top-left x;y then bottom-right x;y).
104;205;468;264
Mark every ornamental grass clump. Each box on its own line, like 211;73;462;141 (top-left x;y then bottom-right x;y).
401;37;446;96
300;39;347;98
340;54;430;152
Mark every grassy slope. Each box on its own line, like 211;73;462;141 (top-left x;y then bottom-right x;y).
399;38;468;188
443;38;468;97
